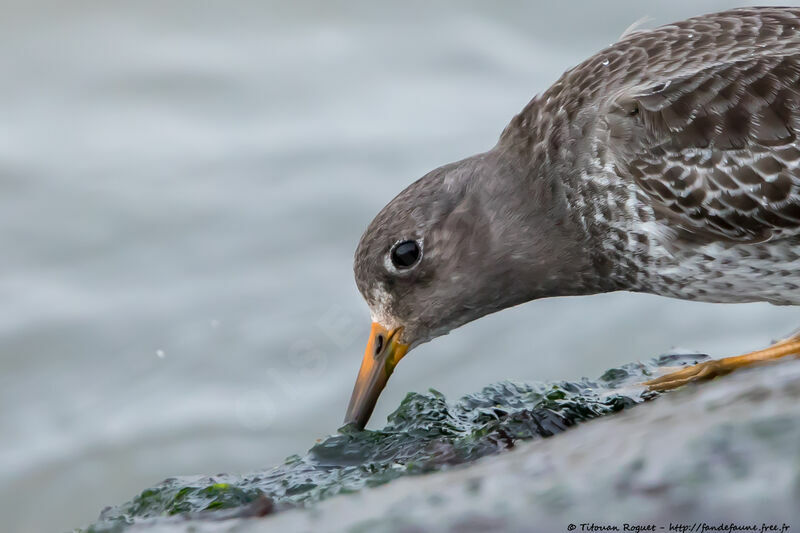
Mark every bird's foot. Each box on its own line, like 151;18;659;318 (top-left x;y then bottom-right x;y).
644;336;800;392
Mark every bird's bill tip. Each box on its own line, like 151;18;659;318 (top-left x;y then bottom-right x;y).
343;322;409;430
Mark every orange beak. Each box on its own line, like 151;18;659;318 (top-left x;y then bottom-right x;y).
343;322;410;429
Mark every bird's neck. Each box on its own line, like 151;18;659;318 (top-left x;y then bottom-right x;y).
480;146;625;301
494;92;655;296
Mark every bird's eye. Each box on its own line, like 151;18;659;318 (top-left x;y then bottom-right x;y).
390;240;421;269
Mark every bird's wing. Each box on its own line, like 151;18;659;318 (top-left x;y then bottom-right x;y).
610;52;800;243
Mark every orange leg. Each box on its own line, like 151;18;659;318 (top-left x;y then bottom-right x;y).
644;332;800;392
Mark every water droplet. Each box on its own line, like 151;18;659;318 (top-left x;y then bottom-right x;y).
602;59;610;66
156;349;166;359
688;33;694;38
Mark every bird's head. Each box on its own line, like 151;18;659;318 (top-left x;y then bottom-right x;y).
344;149;593;429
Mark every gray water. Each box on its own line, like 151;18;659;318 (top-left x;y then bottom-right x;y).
1;2;797;532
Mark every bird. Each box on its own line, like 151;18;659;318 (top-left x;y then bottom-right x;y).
344;7;800;430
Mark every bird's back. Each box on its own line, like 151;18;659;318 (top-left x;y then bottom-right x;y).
500;7;800;305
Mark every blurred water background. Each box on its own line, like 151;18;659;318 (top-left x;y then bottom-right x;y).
1;1;798;531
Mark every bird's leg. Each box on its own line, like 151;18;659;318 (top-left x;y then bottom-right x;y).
644;330;800;392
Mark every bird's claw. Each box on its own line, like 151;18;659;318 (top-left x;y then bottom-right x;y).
643;359;728;391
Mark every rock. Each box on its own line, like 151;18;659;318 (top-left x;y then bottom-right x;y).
80;354;800;532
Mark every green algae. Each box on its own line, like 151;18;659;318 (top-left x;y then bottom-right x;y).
124;482;263;517
79;353;707;532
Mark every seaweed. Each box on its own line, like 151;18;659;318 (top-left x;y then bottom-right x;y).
79;353;706;532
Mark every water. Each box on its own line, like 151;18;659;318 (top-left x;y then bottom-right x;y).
0;2;797;532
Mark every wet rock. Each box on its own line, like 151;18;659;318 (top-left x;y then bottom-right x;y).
79;354;800;532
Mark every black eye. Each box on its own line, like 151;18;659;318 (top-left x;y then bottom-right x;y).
390;240;421;269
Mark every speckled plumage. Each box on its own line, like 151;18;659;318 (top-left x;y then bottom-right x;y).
355;7;800;348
